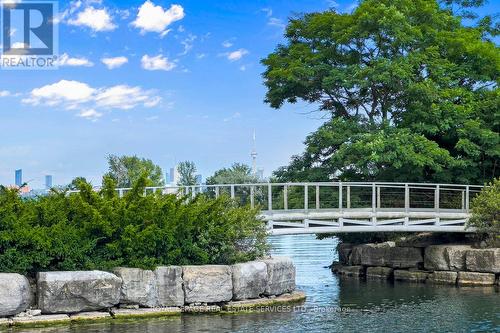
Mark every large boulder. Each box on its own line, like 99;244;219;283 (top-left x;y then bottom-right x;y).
37;271;122;314
337;243;353;265
155;266;184;306
231;261;268;300
427;271;457;285
182;265;232;304
366;267;393;279
262;257;296;296
424;245;449;271
457;272;495;286
0;273;31;317
350;242;394;266
424;245;472;271
113;268;157;307
465;249;500;273
446;246;472;271
337;265;364;277
351;242;422;268
393;270;429;283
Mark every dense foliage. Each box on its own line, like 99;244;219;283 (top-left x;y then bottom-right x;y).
0;176;268;277
468;178;500;238
263;0;499;184
106;155;164;187
177;161;198;186
206;163;259;185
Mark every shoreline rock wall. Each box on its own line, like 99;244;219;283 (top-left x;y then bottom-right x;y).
0;256;297;320
333;242;500;287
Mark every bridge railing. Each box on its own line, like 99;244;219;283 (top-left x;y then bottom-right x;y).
105;182;483;214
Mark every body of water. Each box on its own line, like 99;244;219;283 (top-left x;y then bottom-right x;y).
12;235;500;333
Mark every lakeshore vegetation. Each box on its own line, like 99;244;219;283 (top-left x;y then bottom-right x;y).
0;176;268;277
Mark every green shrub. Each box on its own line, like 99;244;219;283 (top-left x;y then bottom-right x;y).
0;176;268;277
467;178;500;239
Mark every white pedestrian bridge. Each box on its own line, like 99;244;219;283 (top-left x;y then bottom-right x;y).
113;182;483;235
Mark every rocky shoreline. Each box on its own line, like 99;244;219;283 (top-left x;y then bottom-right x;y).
0;257;306;328
331;237;500;287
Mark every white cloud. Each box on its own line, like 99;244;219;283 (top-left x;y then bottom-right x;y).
101;56;128;69
268;17;285;29
23;80;162;112
222;40;233;48
196;53;206;59
68;6;117;32
261;8;272;17
77;109;102;121
141;54;176;71
227;49;248;61
132;1;184;35
23;80;95;106
95;85;153;110
56;53;94;67
223;112;241;122
0;90;10;97
179;34;196;56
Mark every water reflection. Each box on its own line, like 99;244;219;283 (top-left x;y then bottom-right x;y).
9;234;500;333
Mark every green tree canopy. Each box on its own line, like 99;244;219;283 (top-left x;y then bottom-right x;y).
206;163;260;185
105;155;164;188
263;0;499;184
177;161;197;186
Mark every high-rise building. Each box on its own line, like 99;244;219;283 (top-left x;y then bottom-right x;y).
15;169;22;187
169;167;175;183
45;175;53;189
165;171;169;184
195;174;202;185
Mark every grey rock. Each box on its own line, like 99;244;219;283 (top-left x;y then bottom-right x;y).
394;270;429;283
0;273;31;317
457;272;495;286
351;242;422;268
231;261;268;300
366;266;393;279
37;271;122;314
154;266;184;306
337;243;353;265
427;271;457;285
12;314;70;325
424;245;449;271
182;265;232;304
113;267;157;307
445;246;472;271
337;265;364;277
465;249;500;273
262;257;296;296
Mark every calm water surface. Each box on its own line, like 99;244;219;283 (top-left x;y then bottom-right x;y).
14;235;500;333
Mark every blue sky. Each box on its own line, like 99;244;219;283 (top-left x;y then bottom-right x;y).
0;0;496;188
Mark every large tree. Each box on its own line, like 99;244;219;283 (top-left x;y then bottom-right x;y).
177;161;197;186
206;163;260;185
105;155;164;188
263;0;499;184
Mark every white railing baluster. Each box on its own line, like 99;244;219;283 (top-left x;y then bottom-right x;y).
284;185;288;210
268;184;272;211
339;182;343;212
304;184;308;211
